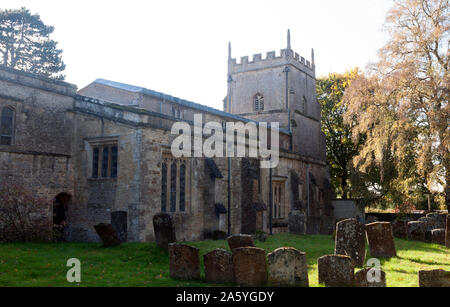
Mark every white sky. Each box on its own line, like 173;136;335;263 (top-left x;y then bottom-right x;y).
2;0;393;109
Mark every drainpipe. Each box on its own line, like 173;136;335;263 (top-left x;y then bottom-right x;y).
284;66;293;151
269;164;273;235
306;164;310;217
227;156;231;236
227;57;233;235
283;66;291;132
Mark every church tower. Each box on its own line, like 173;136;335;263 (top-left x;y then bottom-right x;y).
225;30;325;160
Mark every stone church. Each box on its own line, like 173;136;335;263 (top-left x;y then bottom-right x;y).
0;31;334;242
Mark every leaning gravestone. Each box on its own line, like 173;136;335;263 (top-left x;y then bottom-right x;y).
232;247;267;286
318;255;354;287
111;211;127;242
407;221;426;241
204;249;234;284
355;267;386;287
153;213;176;249
288;210;307;235
365;222;396;258
94;223;121;247
268;247;309;287
227;234;254;251
168;244;200;280
335;218;366;267
446;215;450;248
418;269;450;287
418;217;434;242
431;229;445;245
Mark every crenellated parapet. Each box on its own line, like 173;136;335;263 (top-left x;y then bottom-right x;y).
228;30;315;77
229;48;315;76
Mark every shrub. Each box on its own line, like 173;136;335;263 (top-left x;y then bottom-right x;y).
0;182;51;242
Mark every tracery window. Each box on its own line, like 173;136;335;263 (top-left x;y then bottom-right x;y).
92;145;118;178
161;158;187;213
0;107;14;146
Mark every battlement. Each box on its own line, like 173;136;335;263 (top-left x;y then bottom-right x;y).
228;30;315;76
229;48;314;75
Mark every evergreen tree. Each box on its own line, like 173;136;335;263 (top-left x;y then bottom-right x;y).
0;7;65;80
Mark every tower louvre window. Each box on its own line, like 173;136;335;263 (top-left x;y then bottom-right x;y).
254;94;264;111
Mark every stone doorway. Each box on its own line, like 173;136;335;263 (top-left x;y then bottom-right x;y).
53;193;71;241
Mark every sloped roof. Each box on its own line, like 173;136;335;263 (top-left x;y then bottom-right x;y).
93;78;291;135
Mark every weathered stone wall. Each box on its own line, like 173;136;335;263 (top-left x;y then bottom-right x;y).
0;67;77;240
69;105;141;241
0;61;332;242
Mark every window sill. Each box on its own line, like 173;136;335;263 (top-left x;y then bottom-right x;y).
161;211;189;215
88;177;118;181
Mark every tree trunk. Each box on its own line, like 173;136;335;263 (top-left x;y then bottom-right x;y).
341;168;348;200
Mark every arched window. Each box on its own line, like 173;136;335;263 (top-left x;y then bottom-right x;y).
0;107;14;146
170;162;177;212
161;162;168;212
254;94;264;111
179;163;186;212
161;158;188;213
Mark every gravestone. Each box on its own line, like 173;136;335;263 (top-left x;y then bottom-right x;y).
355;268;386;287
94;223;121;247
268;247;309;287
365;222;396;258
418;269;450;287
168;244;200;280
392;219;409;239
111;211;127;242
153;213;176;249
431;229;445;245
227;234;254;251
335;218;366;267
232;247;267;286
365;216;378;224
446;215;450;248
407;221;426;241
418;217;435;242
318;255;354;287
288;210;307;235
204;249;234;284
426;213;446;229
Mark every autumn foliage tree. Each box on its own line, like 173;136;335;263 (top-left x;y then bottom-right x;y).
317;69;362;199
343;0;449;210
0;7;65;79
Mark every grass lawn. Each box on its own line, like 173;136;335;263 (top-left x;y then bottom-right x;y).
0;234;448;287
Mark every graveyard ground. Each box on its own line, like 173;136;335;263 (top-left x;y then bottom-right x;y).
0;233;448;287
